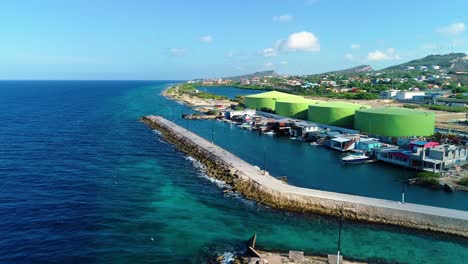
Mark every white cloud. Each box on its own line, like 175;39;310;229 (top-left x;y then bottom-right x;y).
344;53;353;60
285;31;320;52
280;61;288;65
367;48;401;61
435;22;465;35
261;48;277;57
169;48;186;56
199;35;213;43
350;44;360;49
273;14;293;22
264;62;274;68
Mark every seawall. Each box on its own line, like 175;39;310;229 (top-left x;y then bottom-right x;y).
140;115;468;237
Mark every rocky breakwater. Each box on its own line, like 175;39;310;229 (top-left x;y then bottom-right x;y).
140;115;468;238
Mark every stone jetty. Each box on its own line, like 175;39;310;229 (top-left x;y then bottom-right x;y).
141;115;468;237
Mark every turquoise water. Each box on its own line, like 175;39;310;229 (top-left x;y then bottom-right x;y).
0;81;466;263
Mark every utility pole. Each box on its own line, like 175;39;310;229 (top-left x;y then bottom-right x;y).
336;215;343;264
211;121;214;144
401;182;406;204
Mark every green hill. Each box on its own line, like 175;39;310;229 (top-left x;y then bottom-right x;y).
223;70;279;81
384;53;467;71
321;65;373;75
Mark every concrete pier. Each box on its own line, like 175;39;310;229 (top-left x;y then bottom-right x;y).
141;115;468;237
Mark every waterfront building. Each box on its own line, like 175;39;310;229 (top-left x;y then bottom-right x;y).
328;136;358;152
356;138;382;152
375;143;467;172
289;121;319;138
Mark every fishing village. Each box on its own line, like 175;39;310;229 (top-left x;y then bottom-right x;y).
166;84;468;191
147;83;468;263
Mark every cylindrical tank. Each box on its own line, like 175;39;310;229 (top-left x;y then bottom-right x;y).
275;99;321;120
308;102;368;127
355;107;435;137
244;91;303;111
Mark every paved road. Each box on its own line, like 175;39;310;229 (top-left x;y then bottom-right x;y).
150;116;468;222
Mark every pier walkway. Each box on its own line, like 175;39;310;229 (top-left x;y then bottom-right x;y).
144;115;468;236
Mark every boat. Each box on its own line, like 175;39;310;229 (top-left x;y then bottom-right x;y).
238;123;252;130
264;131;276;135
342;153;371;163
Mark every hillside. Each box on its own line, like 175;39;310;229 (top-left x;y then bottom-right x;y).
321;65;373;75
384;53;468;71
223;70;279;81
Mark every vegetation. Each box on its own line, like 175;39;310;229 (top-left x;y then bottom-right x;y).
403;104;420;109
416;171;440;187
458;177;468;187
421;104;467;113
169;83;228;100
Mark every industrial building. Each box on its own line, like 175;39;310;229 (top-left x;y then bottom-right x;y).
308;102;370;128
354;107;435;137
275;98;321;120
244;91;303;111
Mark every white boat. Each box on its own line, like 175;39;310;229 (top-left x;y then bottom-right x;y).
238;123;252;130
264;131;276;135
342;153;370;163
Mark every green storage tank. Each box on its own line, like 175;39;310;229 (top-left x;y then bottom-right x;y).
308;102;369;127
354;107;435;137
275;98;321;120
244;91;303;111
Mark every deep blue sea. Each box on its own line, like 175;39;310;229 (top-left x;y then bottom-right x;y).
0;81;467;263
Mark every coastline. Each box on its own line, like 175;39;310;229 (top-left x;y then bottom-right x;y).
140;115;468;238
163;84;236;108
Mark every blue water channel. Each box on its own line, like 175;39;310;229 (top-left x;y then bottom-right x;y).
0;81;466;263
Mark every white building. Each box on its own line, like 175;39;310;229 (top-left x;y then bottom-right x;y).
431;65;441;70
379;89;398;99
405;66;415;70
395;91;426;100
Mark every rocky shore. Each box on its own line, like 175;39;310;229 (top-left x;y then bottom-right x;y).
140;115;468;238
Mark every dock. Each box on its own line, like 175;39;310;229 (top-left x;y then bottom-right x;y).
141;115;468;237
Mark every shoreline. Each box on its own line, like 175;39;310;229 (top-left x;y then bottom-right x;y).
141;115;468;238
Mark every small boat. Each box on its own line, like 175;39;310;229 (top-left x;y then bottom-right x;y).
310;142;321;146
342;153;370;163
238;123;252;130
264;131;276;135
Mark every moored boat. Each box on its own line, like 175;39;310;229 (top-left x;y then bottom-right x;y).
342;153;371;163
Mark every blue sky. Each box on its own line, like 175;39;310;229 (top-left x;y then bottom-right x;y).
0;0;467;80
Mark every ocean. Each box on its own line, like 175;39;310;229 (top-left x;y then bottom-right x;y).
0;81;466;263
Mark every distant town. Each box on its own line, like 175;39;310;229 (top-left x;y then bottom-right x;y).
190;53;468;104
